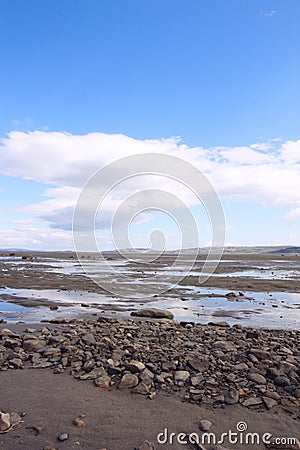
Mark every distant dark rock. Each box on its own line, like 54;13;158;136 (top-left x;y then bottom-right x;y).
130;308;174;319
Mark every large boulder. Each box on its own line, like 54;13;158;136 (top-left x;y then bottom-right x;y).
130;308;174;319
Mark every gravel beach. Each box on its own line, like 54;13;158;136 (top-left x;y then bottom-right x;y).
0;317;300;449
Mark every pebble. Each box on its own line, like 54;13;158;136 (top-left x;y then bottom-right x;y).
274;375;290;387
136;440;156;450
174;370;190;383
224;388;239;405
242;396;263;407
199;419;212;431
118;373;139;389
0;411;10;432
73;417;86;427
57;433;69;441
262;396;278;409
248;373;267;384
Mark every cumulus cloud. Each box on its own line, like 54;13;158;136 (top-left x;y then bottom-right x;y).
0;131;300;236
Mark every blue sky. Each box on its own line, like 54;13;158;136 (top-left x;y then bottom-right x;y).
0;0;299;250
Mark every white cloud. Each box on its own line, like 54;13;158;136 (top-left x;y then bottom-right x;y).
260;10;276;18
0;131;300;239
284;207;300;223
0;226;73;250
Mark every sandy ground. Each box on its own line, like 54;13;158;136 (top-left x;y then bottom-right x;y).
0;368;299;450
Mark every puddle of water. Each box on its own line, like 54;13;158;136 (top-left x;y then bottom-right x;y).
1;286;300;330
0;301;32;313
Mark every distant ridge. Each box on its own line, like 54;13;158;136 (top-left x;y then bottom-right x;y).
271;246;300;254
0;246;299;254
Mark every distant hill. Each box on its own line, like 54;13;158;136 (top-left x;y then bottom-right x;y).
271;246;300;254
0;245;299;255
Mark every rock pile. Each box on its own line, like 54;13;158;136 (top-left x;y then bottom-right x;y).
0;318;299;416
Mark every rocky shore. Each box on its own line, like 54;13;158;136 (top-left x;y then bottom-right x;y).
1;317;299;416
1;315;300;449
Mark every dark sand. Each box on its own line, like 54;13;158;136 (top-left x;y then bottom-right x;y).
0;368;298;450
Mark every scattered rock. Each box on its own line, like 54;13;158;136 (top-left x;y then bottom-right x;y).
57;433;69;441
94;374;111;389
118;373;139;390
0;316;299;417
27;425;43;435
126;360;146;373
242;396;263;407
187;357;209;372
174;370;190;383
199;419;212;431
73;417;86;427
131;308;174;319
262;396;278;409
248;373;267;384
136;440;156;450
131;382;150;395
224;388;239;405
274;375;290;387
22;339;46;352
208;321;230;327
0;411;10;432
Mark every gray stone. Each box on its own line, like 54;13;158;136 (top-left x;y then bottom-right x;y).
130;308;174;319
174;370;190;383
9;358;23;369
248;373;267;384
187;357;209;372
293;388;300;398
262;396;278;409
233;363;249;371
81;333;96;345
30;362;52;369
242;397;263;407
264;391;281;401
191;374;204;386
127;360;145;373
224;388;239;405
22;339;46;352
79;367;108;380
266;367;282;380
131;382;150;395
0;411;10;432
199;419;212;431
57;433;69;442
274;376;290;387
213;341;236;352
137;440;156;450
118;373;139;390
94;374;111;388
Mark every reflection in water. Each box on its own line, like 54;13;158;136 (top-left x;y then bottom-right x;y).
0;255;299;329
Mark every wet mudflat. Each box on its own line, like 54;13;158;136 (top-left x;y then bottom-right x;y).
0;251;299;329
